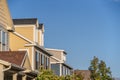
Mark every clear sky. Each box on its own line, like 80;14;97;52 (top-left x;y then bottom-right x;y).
8;0;120;77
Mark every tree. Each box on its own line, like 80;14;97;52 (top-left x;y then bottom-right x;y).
98;60;112;80
89;56;113;80
36;68;73;80
36;69;59;80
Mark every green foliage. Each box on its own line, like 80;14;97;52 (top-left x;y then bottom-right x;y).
89;56;113;80
36;69;59;80
36;68;73;80
74;71;84;80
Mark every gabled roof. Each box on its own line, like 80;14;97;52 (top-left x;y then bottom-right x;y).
0;51;26;66
13;18;37;25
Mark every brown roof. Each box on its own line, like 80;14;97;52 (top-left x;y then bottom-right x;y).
0;51;26;66
13;18;37;25
74;70;91;80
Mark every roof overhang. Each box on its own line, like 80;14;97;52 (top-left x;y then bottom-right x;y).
46;48;67;55
23;69;38;78
25;43;53;56
0;60;25;72
51;62;73;70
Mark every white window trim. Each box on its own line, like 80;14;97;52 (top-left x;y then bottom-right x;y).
60;63;62;76
32;47;34;70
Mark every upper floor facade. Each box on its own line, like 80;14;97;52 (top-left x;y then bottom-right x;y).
9;18;52;71
13;18;44;46
46;48;67;63
46;48;73;76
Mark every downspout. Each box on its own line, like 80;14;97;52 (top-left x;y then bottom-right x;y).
2;64;11;72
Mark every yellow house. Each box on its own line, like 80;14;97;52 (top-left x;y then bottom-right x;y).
9;18;52;71
0;51;37;80
0;0;73;79
0;0;38;80
0;0;14;51
0;0;14;31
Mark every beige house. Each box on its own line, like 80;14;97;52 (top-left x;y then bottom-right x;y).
46;48;73;76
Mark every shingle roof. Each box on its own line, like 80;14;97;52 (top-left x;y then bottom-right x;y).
74;70;91;80
13;18;37;25
0;51;26;66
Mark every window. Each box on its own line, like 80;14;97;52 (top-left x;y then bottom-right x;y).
0;30;1;51
35;51;39;69
0;30;8;51
63;53;66;62
41;54;44;65
46;57;49;69
2;31;6;51
45;57;49;69
62;66;65;75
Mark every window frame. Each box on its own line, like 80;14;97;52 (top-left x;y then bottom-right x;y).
0;27;8;51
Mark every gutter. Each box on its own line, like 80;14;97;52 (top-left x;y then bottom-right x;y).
2;65;11;72
0;60;24;72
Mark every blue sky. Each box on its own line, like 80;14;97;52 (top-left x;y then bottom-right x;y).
8;0;120;77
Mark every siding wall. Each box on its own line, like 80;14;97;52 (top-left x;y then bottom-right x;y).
15;26;34;42
0;0;13;30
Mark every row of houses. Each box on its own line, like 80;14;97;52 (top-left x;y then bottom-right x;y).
0;0;73;80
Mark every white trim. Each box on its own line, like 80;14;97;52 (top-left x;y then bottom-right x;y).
39;30;42;46
24;43;36;46
21;51;27;67
32;47;34;70
0;60;11;66
61;52;64;62
46;48;65;52
18;49;29;56
33;25;36;42
36;28;38;43
40;31;44;46
13;32;34;44
50;62;62;64
60;63;62;76
50;56;62;62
